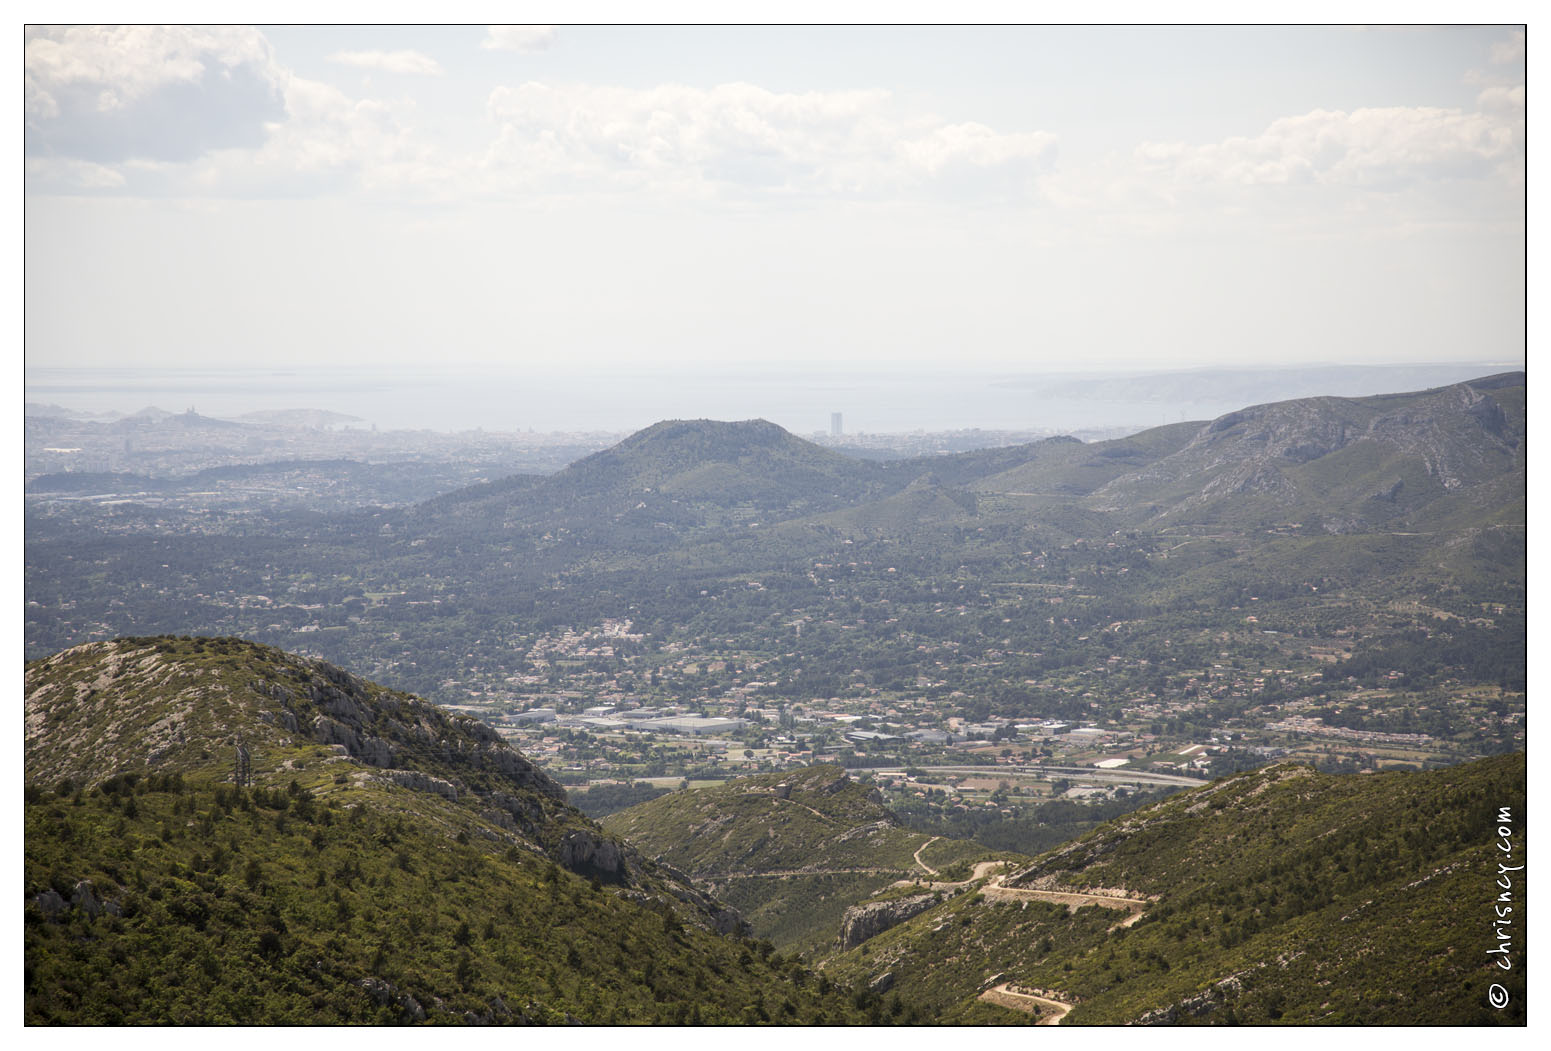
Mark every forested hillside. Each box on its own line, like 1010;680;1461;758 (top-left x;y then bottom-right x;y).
23;637;864;1025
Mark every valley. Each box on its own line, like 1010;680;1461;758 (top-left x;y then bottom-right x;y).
26;375;1526;840
23;373;1527;1025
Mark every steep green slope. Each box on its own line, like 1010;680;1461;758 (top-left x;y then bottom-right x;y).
23;637;866;1025
823;754;1526;1025
604;765;1000;956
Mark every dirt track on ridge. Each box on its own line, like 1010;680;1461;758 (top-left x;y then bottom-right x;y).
978;983;1073;1025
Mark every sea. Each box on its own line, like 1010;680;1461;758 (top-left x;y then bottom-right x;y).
23;362;1511;437
24;366;1179;436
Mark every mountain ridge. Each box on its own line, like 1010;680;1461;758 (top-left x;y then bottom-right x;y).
28;635;675;894
406;373;1524;544
24;636;869;1024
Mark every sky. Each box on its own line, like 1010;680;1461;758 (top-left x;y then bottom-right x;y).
23;23;1528;377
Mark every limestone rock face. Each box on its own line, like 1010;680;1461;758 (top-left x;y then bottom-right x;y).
380;769;458;802
707;904;746;937
33;889;67;917
657;861;752;937
1132;970;1251;1025
72;879;102;918
312;715;396;768
813;770;852;796
558;828;626;879
355;977;428;1022
31;880;121;921
476;742;566;801
838;893;938;950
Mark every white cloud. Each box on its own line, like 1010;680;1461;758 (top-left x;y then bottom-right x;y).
1134;104;1523;189
24;26;447;200
28;26;1512;225
24;25;284;163
24;74;59;120
1476;84;1525;113
481;25;557;53
327;50;443;76
24;25;273;112
479;80;1056;201
1490;29;1525;65
897;122;1056;175
182;75;447;199
25;155;126;190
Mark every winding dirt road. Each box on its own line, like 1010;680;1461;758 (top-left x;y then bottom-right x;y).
978;983;1074;1025
894;861;1147;918
912;836;941;875
898;861;1151;1020
982;881;1148;913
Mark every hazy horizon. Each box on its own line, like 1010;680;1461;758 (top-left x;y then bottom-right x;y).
24;360;1521;436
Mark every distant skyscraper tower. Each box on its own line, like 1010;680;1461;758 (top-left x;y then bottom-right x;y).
830;412;843;437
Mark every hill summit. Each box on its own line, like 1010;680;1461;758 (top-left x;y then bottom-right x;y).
544;417;882;504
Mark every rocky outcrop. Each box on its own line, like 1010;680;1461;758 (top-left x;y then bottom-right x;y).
813;770;852;796
355;977;427;1022
379;769;458;802
72;879;103;918
1130;968;1259;1025
705;903;746;937
31;879;121;921
32;888;67;918
656;860;751;936
557;828;626;880
285;657;563;803
312;716;395;767
835;819;895;844
839;893;938;950
1370;479;1404;503
310;677;370;725
474;742;566;801
485;789;545;828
